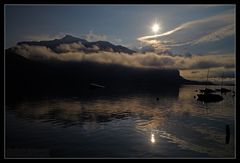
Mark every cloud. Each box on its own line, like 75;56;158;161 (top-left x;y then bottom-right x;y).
12;44;235;71
83;31;107;42
191;71;200;74
12;44;57;60
55;42;101;53
192;24;234;45
11;44;235;83
180;66;235;84
56;42;86;53
212;70;235;78
137;9;235;50
114;38;123;44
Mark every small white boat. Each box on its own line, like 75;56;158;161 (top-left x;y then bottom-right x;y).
89;83;105;89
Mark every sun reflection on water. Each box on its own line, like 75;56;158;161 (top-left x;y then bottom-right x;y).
151;133;155;143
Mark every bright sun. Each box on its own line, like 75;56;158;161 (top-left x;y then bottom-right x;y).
152;23;160;33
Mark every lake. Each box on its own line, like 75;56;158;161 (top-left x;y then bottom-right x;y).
5;85;235;158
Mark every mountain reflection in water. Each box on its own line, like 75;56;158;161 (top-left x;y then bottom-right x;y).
6;85;235;158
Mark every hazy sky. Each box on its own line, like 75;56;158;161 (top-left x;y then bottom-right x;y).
5;4;235;54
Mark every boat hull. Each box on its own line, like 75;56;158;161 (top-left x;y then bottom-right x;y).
197;93;223;103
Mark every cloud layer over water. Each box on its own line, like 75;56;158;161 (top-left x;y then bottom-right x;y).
12;44;234;70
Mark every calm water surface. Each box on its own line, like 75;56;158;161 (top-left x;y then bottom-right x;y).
6;85;235;158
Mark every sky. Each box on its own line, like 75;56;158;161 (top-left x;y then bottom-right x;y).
5;4;236;83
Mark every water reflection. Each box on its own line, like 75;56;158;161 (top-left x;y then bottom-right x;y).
151;134;155;144
6;85;235;157
7;92;178;129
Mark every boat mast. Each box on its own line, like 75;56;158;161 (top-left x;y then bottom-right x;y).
205;68;210;89
221;72;224;89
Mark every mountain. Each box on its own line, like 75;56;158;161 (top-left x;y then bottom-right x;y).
17;35;136;54
18;35;87;48
6;49;213;99
87;41;135;54
7;36;213;98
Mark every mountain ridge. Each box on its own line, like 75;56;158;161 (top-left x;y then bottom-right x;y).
17;35;136;54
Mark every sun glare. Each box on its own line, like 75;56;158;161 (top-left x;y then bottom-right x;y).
152;23;160;33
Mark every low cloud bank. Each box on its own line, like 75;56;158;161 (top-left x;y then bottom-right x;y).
11;44;235;71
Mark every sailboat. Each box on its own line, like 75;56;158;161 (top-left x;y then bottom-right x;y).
232;86;235;97
215;72;231;94
197;69;216;94
197;69;223;103
197;92;223;103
